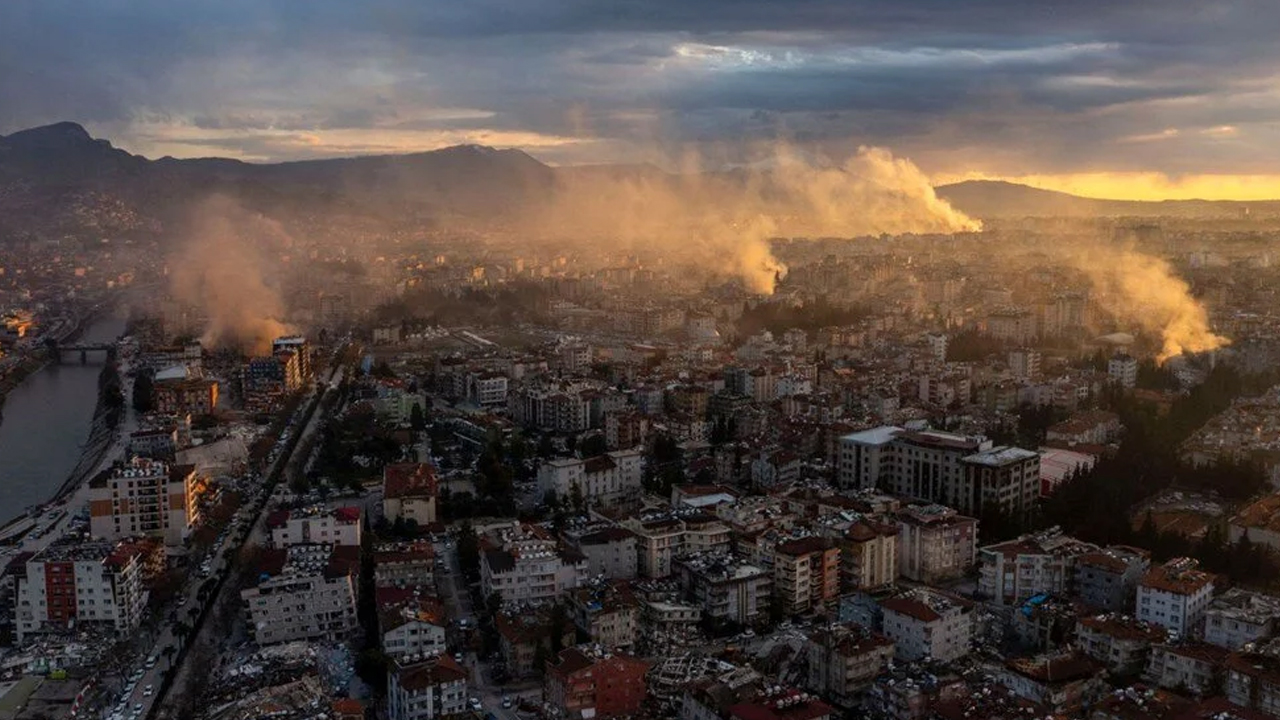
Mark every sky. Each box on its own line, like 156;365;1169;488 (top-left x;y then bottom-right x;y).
4;0;1280;200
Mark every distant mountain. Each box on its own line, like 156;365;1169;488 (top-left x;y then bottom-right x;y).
936;179;1280;219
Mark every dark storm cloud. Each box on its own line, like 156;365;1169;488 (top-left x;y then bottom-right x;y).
2;0;1280;174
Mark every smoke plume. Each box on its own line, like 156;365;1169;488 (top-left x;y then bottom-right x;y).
1060;242;1228;362
169;196;294;355
540;143;980;293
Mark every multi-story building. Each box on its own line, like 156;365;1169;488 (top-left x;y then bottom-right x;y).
622;514;687;579
1203;589;1280;650
374;541;436;589
1145;643;1229;695
987;309;1037;344
496;606;577;678
896;504;978;584
568;581;639;651
805;623;895;706
272;335;311;381
773;536;840;615
1108;353;1138;389
383;463;438;526
1076;613;1168;676
481;532;588;604
268;506;362;548
640;599;701;649
545;648;650;720
1136;557;1215;637
673;552;772;625
152;372;219;416
88;458;203;546
1225;652;1280;717
728;688;833;720
879;589;974;663
838;519;899;592
565;527;637;580
977;527;1098;604
838;426;1038;517
14;540;148;641
538;449;644;509
380;600;447;660
605;411;649;451
240;544;359;646
467;371;509;407
1008;348;1042;379
387;655;468;720
1074;546;1151;612
995;651;1107;715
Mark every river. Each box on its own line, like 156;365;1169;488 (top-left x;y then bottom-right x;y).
0;315;126;524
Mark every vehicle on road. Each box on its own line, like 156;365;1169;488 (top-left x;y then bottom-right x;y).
469;697;482;711
502;696;513;709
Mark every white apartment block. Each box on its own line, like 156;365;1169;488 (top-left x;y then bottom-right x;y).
480;536;588;603
88;458;202;546
388;656;469;720
1136;558;1215;638
1203;588;1280;650
569;527;638;580
14;541;148;641
382;610;448;660
467;372;509;407
538;449;644;508
879;589;974;663
673;552;772;625
240;544;359;646
977;528;1098;605
269;506;362;548
840;520;899;591
1109;354;1138;389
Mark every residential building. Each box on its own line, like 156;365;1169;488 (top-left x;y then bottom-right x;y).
481;532;588;604
272;335;312;381
1136;557;1215;637
383;463;438;526
673;552;772;625
1225;652;1280;717
837;519;898;591
538;449;644;509
240;544;360;646
896;504;978;584
13;540;148;641
995;651;1107;715
387;655;468;720
837;426;903;491
268;506;362;548
879;589;974;663
728;687;833;720
380;599;447;660
773;536;840;615
545;648;650;720
1228;494;1280;553
960;446;1042;518
1109;354;1138;389
88;458;204;546
622;513;686;578
640;600;701;649
496;606;577;678
977;527;1098;604
374;541;436;589
153;374;219;416
1074;546;1151;612
1204;589;1280;650
566;527;638;580
568;581;639;651
805;623;895;706
467;372;509;407
1076;613;1168;676
1145;643;1229;694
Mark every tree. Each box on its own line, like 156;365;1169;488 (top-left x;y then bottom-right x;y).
457;522;480;580
133;369;155;413
410;402;426;433
569;482;586;515
578;434;607;457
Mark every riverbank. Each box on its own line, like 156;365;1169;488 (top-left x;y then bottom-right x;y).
0;306;100;425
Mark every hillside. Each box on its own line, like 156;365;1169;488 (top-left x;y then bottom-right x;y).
936;179;1280;219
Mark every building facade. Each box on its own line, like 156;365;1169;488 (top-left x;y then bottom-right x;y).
88;458;203;546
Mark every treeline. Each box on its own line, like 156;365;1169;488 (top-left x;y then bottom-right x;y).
735;296;869;340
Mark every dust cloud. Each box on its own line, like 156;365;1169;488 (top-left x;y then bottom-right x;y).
168;196;295;355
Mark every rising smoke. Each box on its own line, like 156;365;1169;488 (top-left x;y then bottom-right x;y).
168;196;294;355
1059;241;1228;362
540;143;982;293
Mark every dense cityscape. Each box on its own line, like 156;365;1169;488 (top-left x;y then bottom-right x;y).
6;2;1280;720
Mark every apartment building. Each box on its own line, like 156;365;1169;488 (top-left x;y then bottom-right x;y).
838;519;898;591
387;655;468;720
568;581;639;651
1204;588;1280;650
1074;545;1151;612
496;606;578;678
773;536;840;615
805;623;895;706
374;541;436;589
545;648;649;720
977;527;1098;604
383;463;438;526
269;506;362;548
538;449;644;509
240;544;360;646
1225;652;1280;717
565;527;637;580
960;446;1042;519
480;534;588;604
380;600;447;660
1145;643;1229;695
153;374;219;416
1137;557;1215;637
1109;353;1138;389
673;552;772;625
1076;613;1168;675
14;540;147;641
896;504;978;584
88;458;203;546
879;589;974;663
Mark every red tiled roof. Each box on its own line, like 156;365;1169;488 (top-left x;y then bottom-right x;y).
880;596;941;623
384;463;438;499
